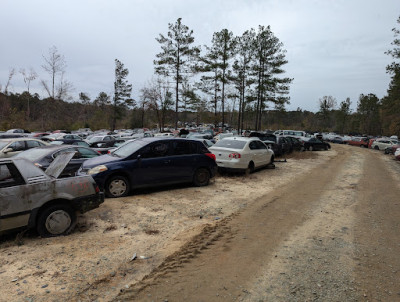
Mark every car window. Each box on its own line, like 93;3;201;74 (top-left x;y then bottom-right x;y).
140;142;169;158
249;141;258;150
9;141;26;151
104;136;112;141
74;141;89;147
213;140;246;150
77;147;99;158
26;140;44;148
0;163;24;188
255;141;267;149
172;141;196;155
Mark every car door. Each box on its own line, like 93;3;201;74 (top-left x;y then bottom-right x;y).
0;162;30;232
168;140;198;181
248;141;262;167
134;141;173;186
254;140;270;165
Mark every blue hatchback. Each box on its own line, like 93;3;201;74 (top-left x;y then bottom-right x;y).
78;137;217;198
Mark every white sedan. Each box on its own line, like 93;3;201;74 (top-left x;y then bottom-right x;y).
209;137;274;173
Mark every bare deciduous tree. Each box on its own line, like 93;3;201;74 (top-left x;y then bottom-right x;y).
20;68;38;93
4;68;16;95
41;46;66;99
20;68;38;120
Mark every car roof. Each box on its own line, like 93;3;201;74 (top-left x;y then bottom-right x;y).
220;136;259;142
0;137;44;142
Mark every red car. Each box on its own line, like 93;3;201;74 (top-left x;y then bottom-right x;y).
347;137;369;148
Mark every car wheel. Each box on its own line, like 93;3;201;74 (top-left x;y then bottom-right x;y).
374;146;379;150
106;175;130;198
309;146;314;151
193;168;210;186
37;204;76;237
246;162;255;174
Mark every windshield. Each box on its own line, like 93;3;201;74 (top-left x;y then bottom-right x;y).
112;140;147;157
15;148;48;161
50;141;64;145
0;141;10;149
213;139;246;150
87;136;104;143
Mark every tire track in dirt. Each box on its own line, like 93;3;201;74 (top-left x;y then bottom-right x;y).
115;147;352;301
353;150;400;301
242;146;365;301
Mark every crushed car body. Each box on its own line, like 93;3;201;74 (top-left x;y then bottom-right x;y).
0;152;104;237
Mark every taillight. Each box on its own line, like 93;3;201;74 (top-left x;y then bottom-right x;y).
93;183;100;193
205;153;216;161
229;153;241;159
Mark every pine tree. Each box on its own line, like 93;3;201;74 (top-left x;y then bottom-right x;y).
251;26;292;130
154;18;200;129
113;59;133;130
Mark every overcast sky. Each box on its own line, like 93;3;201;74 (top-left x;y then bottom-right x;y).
1;0;399;112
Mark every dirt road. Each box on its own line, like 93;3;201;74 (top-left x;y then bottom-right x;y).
117;145;400;301
1;145;399;302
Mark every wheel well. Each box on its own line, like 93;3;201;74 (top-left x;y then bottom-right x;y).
248;161;255;168
105;171;131;186
270;155;275;163
28;199;72;229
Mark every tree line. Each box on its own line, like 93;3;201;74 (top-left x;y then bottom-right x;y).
1;17;399;137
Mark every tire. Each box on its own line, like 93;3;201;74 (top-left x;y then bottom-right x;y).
37;204;76;237
324;145;328;150
193;168;210;187
106;175;130;198
246;162;255;174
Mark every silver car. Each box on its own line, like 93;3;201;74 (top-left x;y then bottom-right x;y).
0;138;48;158
209;137;275;173
0;152;104;237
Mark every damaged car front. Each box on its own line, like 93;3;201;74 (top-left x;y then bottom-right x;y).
0;152;104;237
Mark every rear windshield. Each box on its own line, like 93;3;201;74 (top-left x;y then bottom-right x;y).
214;140;246;149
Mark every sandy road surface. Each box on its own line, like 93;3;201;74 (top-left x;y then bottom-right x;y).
118;145;400;301
1;145;399;302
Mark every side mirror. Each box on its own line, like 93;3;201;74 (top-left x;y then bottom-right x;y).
3;148;13;153
136;154;141;160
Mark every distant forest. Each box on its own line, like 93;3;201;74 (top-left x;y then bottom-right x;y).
1;17;399;136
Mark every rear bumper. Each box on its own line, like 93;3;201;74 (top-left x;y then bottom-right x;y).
72;192;105;214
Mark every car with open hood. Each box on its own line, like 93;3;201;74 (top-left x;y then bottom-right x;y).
0;152;104;237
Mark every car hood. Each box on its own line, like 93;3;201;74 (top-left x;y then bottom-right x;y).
82;154;123;168
45;151;75;178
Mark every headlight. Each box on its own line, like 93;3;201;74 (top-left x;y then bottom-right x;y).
88;165;108;175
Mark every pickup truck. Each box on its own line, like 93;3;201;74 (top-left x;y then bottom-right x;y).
0;152;104;237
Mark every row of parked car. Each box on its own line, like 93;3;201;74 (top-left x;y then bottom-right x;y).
0;127;333;238
324;134;400;161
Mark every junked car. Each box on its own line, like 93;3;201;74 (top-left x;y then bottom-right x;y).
15;145;100;177
304;138;331;151
209;137;274;173
79;137;218;198
371;138;399;151
0;138;49;158
0;152;104;237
